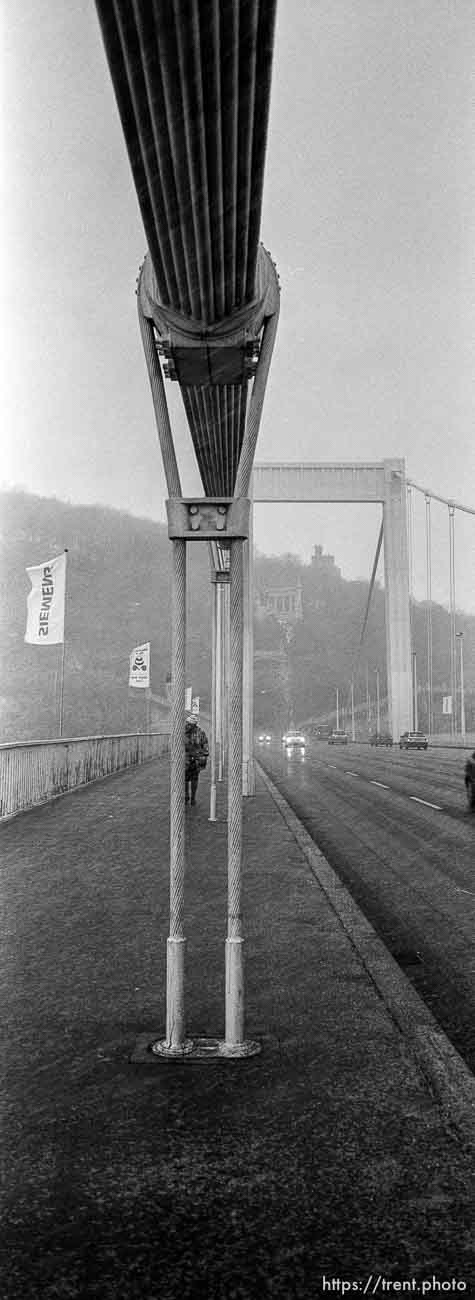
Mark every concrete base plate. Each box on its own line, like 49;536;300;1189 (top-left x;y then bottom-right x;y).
130;1032;262;1063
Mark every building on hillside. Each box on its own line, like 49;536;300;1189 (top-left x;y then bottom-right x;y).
311;545;341;579
256;579;303;625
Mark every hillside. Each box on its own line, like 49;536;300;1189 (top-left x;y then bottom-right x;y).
0;490;212;742
1;489;474;742
254;544;475;734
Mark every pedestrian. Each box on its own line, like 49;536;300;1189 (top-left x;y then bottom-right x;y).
185;717;209;806
464;751;475;810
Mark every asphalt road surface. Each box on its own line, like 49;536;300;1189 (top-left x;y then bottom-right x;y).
257;738;475;1073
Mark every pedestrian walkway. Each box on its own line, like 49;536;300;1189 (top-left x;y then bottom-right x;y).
1;756;475;1298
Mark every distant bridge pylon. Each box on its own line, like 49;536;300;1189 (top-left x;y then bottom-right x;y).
252;459;412;740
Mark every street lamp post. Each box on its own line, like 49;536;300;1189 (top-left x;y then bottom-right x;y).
374;669;381;735
456;632;466;739
351;680;356;742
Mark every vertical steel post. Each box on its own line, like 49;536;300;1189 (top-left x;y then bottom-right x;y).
242;502;255;795
209;576;218;821
457;632;466;738
225;540;245;1046
425;495;433;735
375;670;381;734
336;687;340;730
58;549;68;738
59;640;66;739
216;581;223;782
165;538;189;1051
223;579;230;781
351;681;355;742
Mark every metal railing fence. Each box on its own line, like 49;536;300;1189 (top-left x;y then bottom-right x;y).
0;731;170;821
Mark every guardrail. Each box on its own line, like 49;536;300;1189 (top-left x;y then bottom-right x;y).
0;731;170;821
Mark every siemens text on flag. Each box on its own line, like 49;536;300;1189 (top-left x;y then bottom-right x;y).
129;643;150;689
25;552;67;645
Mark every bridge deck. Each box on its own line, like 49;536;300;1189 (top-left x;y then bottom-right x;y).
2;757;474;1294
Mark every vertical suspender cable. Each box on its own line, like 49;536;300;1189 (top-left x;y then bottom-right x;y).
217;581;223;782
449;505;457;736
407;485;414;642
349;518;384;695
209;575;217;822
226;539;244;1045
407;485;415;730
425;495;433;735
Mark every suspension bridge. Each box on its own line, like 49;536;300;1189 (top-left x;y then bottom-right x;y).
3;0;475;1043
252;460;475;742
4;6;475;1293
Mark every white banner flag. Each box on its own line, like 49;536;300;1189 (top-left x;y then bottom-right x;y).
442;695;452;715
185;686;192;713
25;552;66;645
191;696;200;715
129;642;150;688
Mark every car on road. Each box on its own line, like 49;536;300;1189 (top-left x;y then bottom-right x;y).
399;731;428;750
328;730;348;745
370;732;393;747
283;732;306;751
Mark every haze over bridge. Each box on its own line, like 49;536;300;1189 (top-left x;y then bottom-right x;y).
4;5;475;1292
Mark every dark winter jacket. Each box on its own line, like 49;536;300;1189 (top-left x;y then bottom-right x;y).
185;724;209;775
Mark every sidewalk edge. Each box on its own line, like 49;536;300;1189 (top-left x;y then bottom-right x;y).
256;761;475;1149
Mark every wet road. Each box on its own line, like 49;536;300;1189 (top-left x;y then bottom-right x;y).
256;738;475;1072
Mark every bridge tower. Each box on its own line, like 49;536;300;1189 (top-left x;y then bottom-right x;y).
382;460;412;741
252;458;412;740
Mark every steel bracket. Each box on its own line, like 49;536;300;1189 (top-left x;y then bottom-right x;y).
166;498;250;541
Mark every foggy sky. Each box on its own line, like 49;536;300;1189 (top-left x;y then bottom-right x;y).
4;0;475;611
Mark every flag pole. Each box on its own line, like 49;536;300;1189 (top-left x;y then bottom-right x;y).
59;549;68;738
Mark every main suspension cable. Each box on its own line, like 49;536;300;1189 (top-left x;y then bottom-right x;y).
407;479;475;518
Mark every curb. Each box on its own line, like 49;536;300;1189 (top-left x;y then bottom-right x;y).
256;761;475;1149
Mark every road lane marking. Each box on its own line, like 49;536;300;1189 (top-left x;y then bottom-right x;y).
409;796;443;810
325;766;444;811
